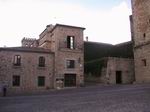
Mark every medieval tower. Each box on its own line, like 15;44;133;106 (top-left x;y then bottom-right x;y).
38;24;85;88
131;0;150;83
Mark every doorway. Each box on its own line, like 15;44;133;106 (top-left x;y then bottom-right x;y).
64;74;76;87
116;71;122;84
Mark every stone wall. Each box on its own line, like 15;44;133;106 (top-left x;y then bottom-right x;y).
131;0;150;83
52;25;85;87
131;0;150;46
101;57;135;84
0;50;54;93
134;45;150;83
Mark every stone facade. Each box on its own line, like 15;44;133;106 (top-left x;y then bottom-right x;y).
84;41;134;84
51;25;84;87
0;48;54;93
38;24;85;88
131;0;150;83
0;24;85;94
101;57;135;84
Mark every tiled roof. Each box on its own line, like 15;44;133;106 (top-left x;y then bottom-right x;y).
0;47;54;54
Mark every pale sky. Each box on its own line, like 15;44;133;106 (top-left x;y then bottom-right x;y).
0;0;132;47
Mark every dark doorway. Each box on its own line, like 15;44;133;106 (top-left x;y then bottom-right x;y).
116;71;122;84
64;74;76;87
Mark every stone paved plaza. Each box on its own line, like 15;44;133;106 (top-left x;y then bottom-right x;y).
0;84;150;112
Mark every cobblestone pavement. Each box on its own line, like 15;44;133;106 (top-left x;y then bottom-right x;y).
0;84;150;112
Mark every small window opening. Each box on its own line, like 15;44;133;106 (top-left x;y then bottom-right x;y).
143;33;146;38
78;57;81;63
142;59;147;66
143;33;146;40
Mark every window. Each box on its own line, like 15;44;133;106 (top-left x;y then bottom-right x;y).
143;33;146;37
143;33;146;39
38;76;45;87
142;59;147;66
78;57;81;63
66;60;75;68
67;36;75;49
13;55;21;66
12;75;20;86
39;56;45;67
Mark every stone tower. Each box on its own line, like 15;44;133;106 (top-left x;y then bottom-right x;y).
39;24;85;88
22;37;39;47
38;25;54;50
131;0;150;83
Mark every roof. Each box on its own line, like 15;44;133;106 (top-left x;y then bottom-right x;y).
115;41;133;47
0;47;54;54
84;40;134;62
84;41;113;46
54;23;85;30
39;23;85;37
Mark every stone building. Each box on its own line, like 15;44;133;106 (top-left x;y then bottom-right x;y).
131;0;150;83
84;0;150;84
0;47;54;92
38;24;85;87
100;57;134;84
84;41;135;84
2;0;150;95
0;24;85;93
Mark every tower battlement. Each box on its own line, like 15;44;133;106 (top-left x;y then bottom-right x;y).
22;37;39;47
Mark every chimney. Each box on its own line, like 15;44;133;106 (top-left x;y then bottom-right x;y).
86;36;88;41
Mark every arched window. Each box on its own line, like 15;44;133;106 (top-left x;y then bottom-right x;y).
39;56;45;67
13;55;21;66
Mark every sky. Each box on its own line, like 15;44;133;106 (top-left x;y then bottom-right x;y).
0;0;132;47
